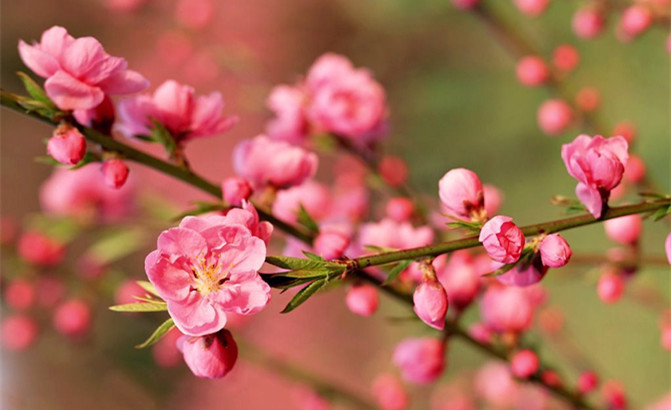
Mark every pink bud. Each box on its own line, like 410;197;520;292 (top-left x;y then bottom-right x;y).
114;280;146;305
438;168;484;220
623;154;646;184
345;284;379;316
510;350;539;378
1;315;39;351
661;326;671;351
386;197;415;222
101;159;129;189
479;216;525;264
436;252;480;309
179;329;238;379
514;0;550;16
619;5;652;39
392;338;445;384
604;214;642;245
577;371;599;394
539;234;572;268
372;373;408;410
452;0;479;10
5;279;36;310
537;99;573;136
516;56;550;87
572;8;605;39
413;280;449;330
612;122;636;145
222;176;252;206
541;370;562;387
553;44;580;72
47;125;86;165
379;156;408;187
483;184;503;218
480;285;534;333
602;380;627;410
468;322;494;344
665;233;671;265
597;272;625;304
496;259;547;287
53;299;91;338
314;231;350;260
17;231;65;267
575;87;600;112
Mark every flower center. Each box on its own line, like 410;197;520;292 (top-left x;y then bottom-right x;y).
191;256;230;297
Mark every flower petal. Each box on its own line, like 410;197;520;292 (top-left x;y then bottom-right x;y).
168;296;226;337
157;227;208;260
45;70;104;110
145;251;192;302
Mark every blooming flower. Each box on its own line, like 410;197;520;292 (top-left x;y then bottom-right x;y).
436;252;480;310
392;338;445;384
18;26;148;111
479;216;525;264
480;285;534;333
371;374;408;410
117;79;237;143
604;215;642;245
233;135;318;189
561;134;629;218
271;181;331;224
145;209;271;336
266;85;309;145
345;284;379;317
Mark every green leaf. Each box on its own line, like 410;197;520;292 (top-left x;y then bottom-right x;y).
149;119;177;155
109;301;168;312
35;155;63;166
649;204;671;221
445;220;483;232
172;201;227;221
297;203;319;234
265;255;333;271
136;281;161;298
384;260;413;285
260;273;315;289
281;279;327;313
17;71;56;108
135;318;175;349
302;251;325;261
84;228;146;265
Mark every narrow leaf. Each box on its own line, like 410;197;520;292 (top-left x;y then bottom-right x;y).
265;255;328;271
149;119;177;155
109;301;168;312
302;251;325;261
297;203;319;233
384;260;412;285
136;281;161;298
135;318;175;349
281;279;327;313
17;72;56;108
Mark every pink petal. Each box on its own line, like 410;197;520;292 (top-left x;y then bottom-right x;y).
98;69;149;94
144;251;192;302
167;296;226;337
116;95;155;137
576;182;603;218
61;37;108;80
157;227;208;259
45;70;104;110
40;26;75;58
214;276;271;315
217;235;266;273
152;80;194;132
18;40;60;78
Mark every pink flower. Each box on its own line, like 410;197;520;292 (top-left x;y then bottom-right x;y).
18;26;148;111
537;99;573;135
516;57;549;86
438;168;485;221
266;85;309;145
114;280;146;305
510;350;539;378
314;230;350;260
619;5;652;40
561;134;629;218
539;234;572;268
413;280;448;330
577;371;599;394
623;154;646;184
553;44;580;72
436;252;480;310
145;211;270;336
117;80;236;143
222;176;252;207
392;338;445;384
178;329;238;379
47;124;86;165
359;219;434;252
306;53;388;143
480;285;534;333
386;197;415;222
40;164;135;222
101;159;129;189
17;231;65;267
474;362;519;407
572;8;605;39
5;279;36;311
604;215;642;245
479;216;525;264
378;156;408;188
514;0;550;16
597;271;625;303
613;122;636;144
233;135;318;189
175;0;215;29
665;232;671;265
271;181;331;224
53;299;91;338
1;315;39;351
372;374;408;410
345;284;379;317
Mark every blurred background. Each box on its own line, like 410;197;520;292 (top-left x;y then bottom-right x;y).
1;0;669;408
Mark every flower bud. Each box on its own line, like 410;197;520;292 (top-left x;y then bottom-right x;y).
510;349;539;378
386;197;414;222
345;284;379;317
480;285;534;333
602;380;627;410
438;168;484;220
619;5;652;40
661;326;671;351
513;0;550;16
539;234;572;268
597;272;625;304
468;322;493;344
379;156;408;187
623;154;646;184
179;329;238;379
17;231;65;267
541;370;562;387
537;99;573;136
575;87;600;112
372;373;408;410
479;216;525;264
516;56;549;87
413;280;448;330
577;370;599;394
392;338;445;384
436;252;479;310
222;176;252;206
572;8;605;39
1;315;39;351
665;232;671;265
5;279;36;311
553;44;580;73
48;125;86;165
53;299;91;338
101;159;129;189
314;230;349;260
497;258;547;287
604;214;642;245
